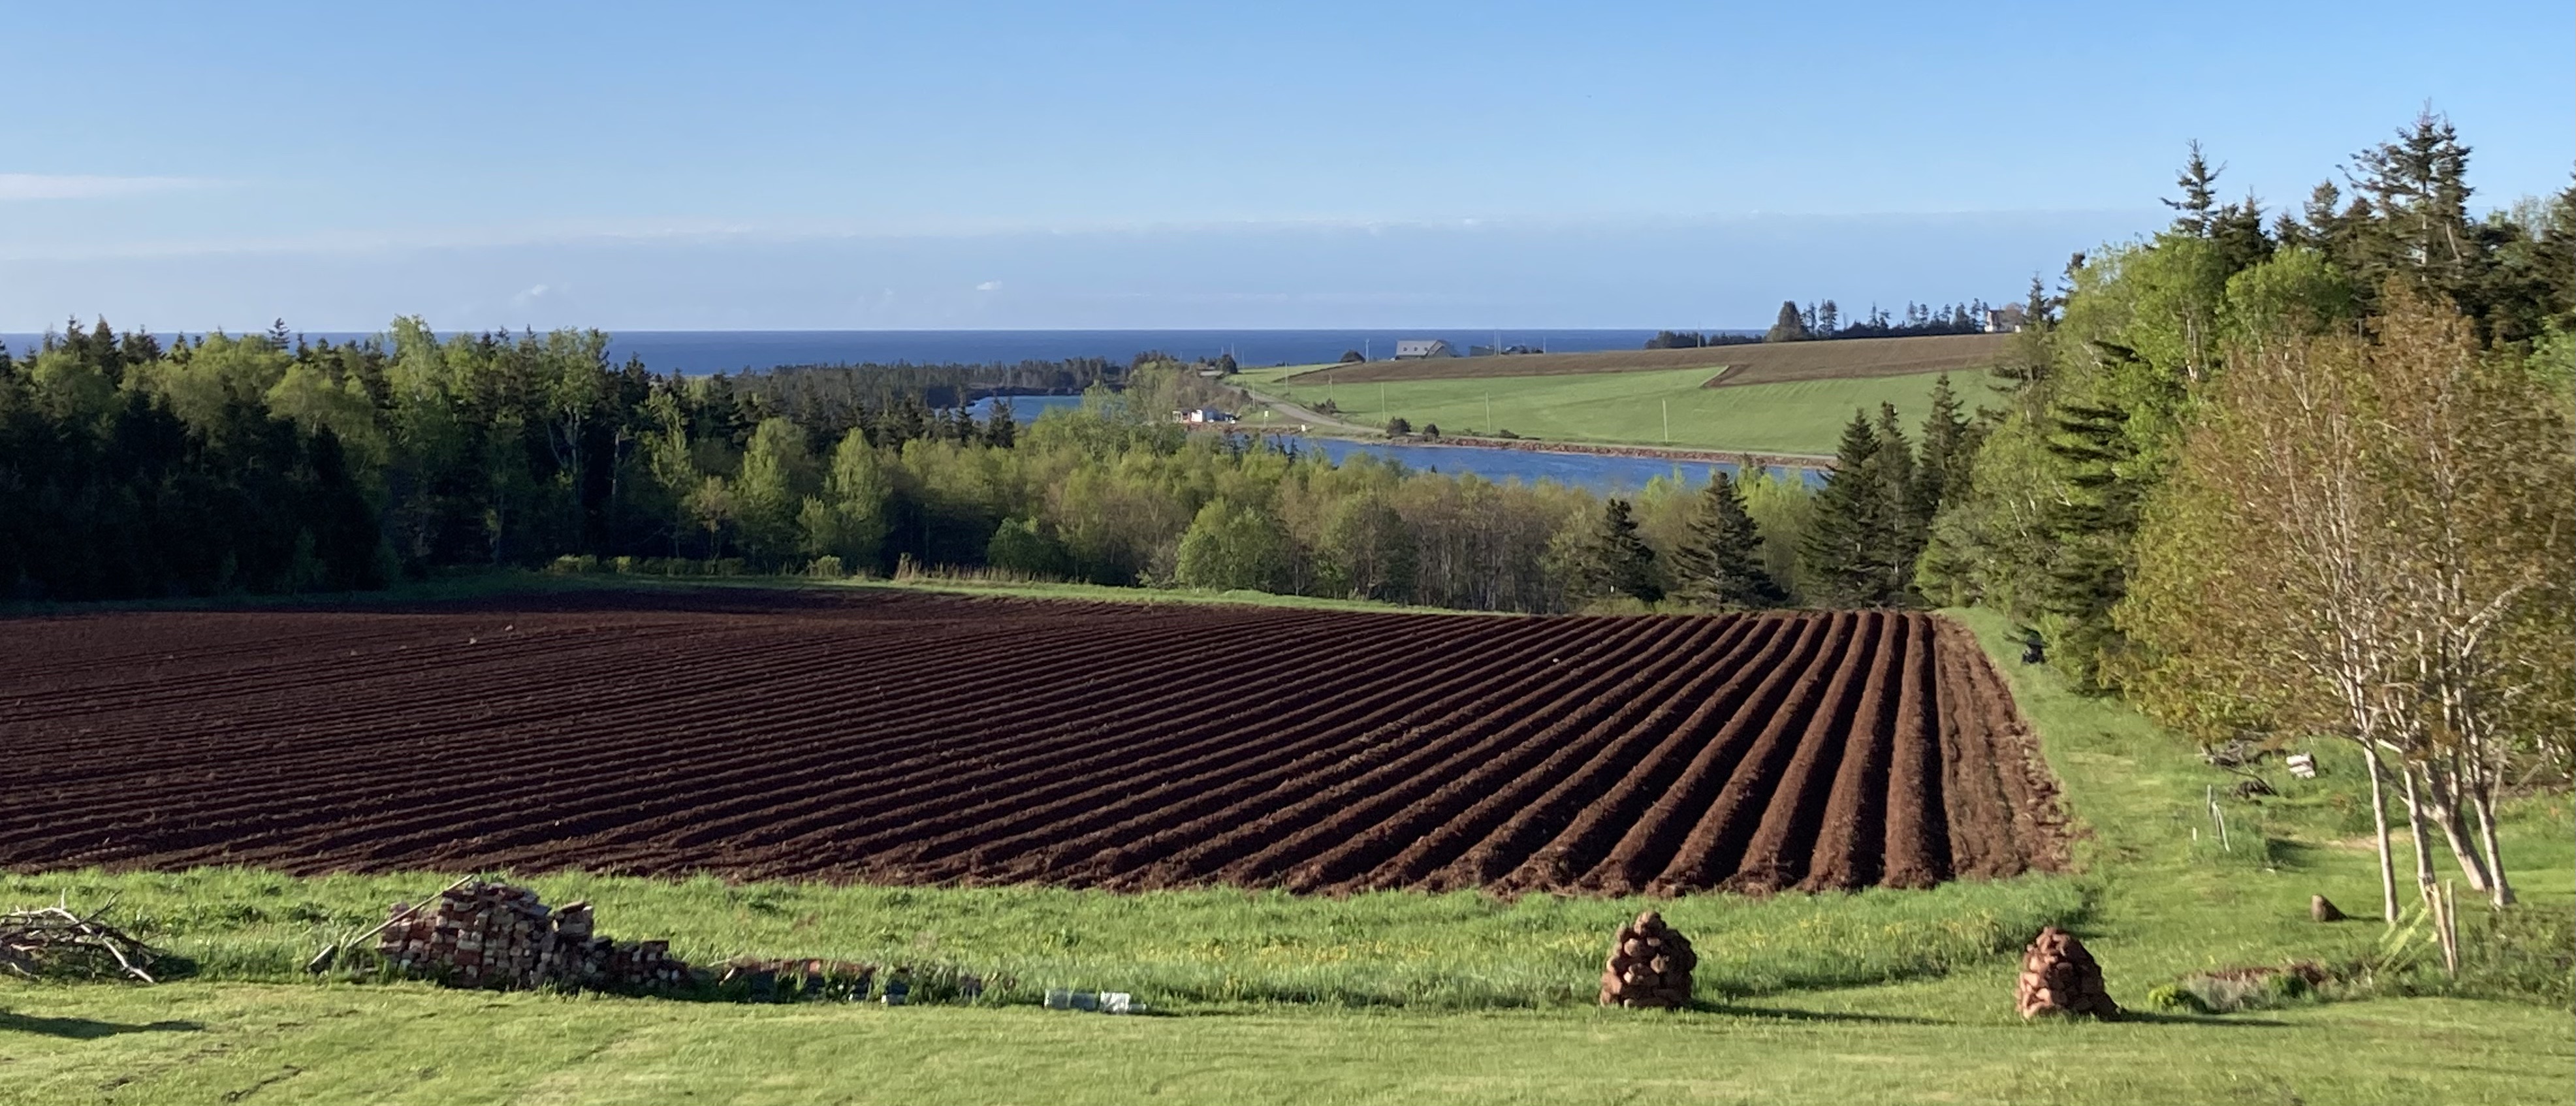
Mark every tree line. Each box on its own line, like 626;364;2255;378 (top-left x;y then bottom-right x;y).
1921;112;2573;917
1646;297;1997;351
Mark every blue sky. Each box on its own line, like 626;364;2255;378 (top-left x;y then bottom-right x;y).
3;1;2568;332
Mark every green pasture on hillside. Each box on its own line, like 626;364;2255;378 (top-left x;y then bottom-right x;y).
1241;364;1990;456
3;603;2570;1104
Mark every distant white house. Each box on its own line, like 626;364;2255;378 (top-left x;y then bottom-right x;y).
1181;407;1237;425
1984;304;2029;333
1393;339;1457;359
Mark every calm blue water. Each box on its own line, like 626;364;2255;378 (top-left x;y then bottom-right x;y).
5;329;1726;375
1299;438;1822;494
965;394;1089;420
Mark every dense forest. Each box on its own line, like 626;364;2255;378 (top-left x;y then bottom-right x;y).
0;306;1971;616
1;110;2568;906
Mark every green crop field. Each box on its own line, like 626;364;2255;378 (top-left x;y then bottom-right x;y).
4;607;2569;1105
1241;364;1990;457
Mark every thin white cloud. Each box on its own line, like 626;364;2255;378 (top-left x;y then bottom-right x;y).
0;208;2160;264
513;283;552;306
974;280;1003;292
0;174;221;201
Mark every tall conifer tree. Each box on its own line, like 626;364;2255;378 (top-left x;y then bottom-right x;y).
1672;471;1784;609
1799;413;1893;606
1579;497;1662;603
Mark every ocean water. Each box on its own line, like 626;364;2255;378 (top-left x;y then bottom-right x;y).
5;329;1726;375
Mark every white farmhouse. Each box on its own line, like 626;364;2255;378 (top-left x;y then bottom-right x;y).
1393;339;1457;359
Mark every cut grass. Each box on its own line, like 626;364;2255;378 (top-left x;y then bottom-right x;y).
5;984;2568;1105
0;870;2084;1011
1242;364;1990;456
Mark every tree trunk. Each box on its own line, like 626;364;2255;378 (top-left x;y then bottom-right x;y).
2469;787;2517;907
2419;761;2496;893
2359;741;2400;924
2396;759;2438;896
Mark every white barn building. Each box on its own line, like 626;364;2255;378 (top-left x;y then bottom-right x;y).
1393;339;1457;359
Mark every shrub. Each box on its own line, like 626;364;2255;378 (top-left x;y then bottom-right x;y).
2144;983;2210;1013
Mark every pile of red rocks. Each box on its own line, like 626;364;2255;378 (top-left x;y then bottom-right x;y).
1598;910;1697;1009
2014;925;2117;1019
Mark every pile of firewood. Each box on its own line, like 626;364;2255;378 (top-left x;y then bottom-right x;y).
1;900;161;983
2014;925;2118;1019
375;879;689;992
1597;909;1697;1009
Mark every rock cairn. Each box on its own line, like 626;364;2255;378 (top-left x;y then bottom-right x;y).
1598;909;1696;1009
377;880;689;992
2014;925;2117;1019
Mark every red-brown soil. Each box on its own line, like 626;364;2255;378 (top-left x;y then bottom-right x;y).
0;588;2067;893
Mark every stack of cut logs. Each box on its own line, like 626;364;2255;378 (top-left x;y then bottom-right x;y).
2013;925;2117;1019
377;880;689;992
1598;909;1696;1009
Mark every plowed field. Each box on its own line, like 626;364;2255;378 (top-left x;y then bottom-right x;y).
0;589;2067;894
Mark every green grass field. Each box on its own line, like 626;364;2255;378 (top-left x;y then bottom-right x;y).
4;605;2569;1104
1241;364;1985;456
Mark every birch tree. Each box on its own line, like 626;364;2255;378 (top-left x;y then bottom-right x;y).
2366;287;2576;906
2122;325;2415;922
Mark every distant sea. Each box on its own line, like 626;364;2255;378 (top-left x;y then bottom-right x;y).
3;329;1748;375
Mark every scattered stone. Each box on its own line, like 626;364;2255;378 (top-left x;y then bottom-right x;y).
1598;909;1696;1009
2014;926;2117;1020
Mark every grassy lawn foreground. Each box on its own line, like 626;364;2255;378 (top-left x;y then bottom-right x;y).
3;984;2566;1106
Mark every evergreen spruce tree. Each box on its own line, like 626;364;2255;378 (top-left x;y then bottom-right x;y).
1580;497;1662;603
2032;395;2144;687
1913;374;1971;524
1869;403;1922;602
2209;196;2276;273
982;398;1017;448
2348;110;2477;308
1670;471;1783;609
1798;412;1890;606
2164;140;2222;235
